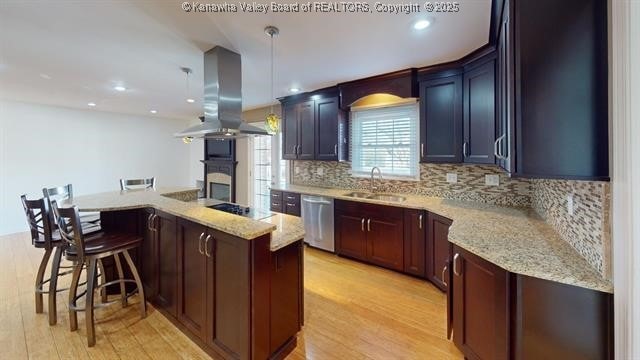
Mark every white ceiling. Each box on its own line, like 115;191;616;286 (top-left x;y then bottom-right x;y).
0;0;491;120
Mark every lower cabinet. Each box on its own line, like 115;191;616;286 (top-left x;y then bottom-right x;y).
451;245;509;360
270;190;301;217
426;213;453;291
335;200;404;272
403;209;426;277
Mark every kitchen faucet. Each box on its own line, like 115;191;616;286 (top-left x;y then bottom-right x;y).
370;167;382;192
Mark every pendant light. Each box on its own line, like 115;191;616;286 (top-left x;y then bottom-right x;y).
181;66;195;143
264;26;280;135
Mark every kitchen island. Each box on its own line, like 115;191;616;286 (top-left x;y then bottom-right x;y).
63;187;305;360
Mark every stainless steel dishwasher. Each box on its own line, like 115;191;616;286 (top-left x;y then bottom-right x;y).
301;195;334;252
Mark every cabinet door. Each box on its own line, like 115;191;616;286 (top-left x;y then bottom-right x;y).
463;60;496;164
403;209;426;277
426;213;452;291
282;103;298;160
283;192;301;217
155;211;177;317
270;241;302;352
139;208;157;300
315;97;340;161
270;190;284;213
297;100;316;160
366;211;404;272
419;75;463;163
452;245;509;360
496;0;515;173
177;219;208;340
335;210;367;261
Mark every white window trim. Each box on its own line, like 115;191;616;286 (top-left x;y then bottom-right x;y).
349;102;420;181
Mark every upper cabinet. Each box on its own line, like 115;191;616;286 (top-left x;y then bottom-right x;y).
280;88;346;161
509;0;609;179
463;58;496;164
338;69;418;110
419;74;463;163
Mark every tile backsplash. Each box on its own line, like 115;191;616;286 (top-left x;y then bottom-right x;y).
291;161;533;207
531;179;611;279
291;160;611;280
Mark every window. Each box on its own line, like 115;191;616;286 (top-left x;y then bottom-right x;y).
350;103;420;179
252;130;287;210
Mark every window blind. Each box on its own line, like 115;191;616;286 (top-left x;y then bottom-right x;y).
350;103;420;179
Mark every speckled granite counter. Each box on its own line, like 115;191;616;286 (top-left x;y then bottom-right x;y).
62;187;304;251
272;184;612;293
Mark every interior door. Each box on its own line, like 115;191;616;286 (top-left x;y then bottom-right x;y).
282;103;298;160
297;100;316;160
177;219;208;340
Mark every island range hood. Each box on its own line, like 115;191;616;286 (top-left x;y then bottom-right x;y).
175;46;270;140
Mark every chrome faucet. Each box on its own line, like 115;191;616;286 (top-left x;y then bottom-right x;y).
370;167;382;192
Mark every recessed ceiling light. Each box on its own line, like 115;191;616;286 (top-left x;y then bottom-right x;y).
150;110;157;114
114;85;127;92
87;102;96;107
39;73;52;80
289;87;300;93
186;98;195;103
413;19;431;30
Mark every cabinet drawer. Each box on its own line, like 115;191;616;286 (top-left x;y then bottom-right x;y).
284;201;301;217
270;190;283;201
282;192;300;204
270;198;283;213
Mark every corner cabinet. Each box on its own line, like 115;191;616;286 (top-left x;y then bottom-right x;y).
426;213;452;291
280;88;346;161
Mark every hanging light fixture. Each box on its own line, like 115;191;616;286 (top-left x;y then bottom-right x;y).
264;26;280;135
180;66;195;143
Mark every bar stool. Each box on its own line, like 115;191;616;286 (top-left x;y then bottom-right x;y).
21;195;73;325
119;177;156;190
43;184;101;233
53;203;146;347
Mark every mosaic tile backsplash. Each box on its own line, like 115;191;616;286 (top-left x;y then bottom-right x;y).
291;161;611;280
531;179;611;279
291;161;533;207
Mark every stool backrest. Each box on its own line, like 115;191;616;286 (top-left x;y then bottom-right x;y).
51;203;86;261
120;177;156;190
43;184;73;224
20;195;55;249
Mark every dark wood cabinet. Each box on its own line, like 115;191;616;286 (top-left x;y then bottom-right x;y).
176;218;210;340
283;191;301;217
280;88;345;161
335;200;404;272
513;0;609;179
426;213;452;291
403;209;426;277
463;59;496;164
270;190;284;213
139;208;156;299
270;241;303;352
155;210;178;317
419;75;463;163
315;96;341;161
451;245;509;360
496;0;515;173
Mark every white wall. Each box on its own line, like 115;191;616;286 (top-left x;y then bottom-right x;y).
0;100;193;235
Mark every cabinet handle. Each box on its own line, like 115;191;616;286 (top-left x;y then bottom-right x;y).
453;253;461;276
442;265;448;286
286;203;295;207
147;214;153;231
153;215;159;231
367;218;371;232
418;214;423;229
334;144;338;155
495;134;506;160
361;218;365;232
286;196;296;200
421;143;424;158
204;234;212;258
272;193;280;198
296;145;301;155
198;232;205;255
463;142;468;158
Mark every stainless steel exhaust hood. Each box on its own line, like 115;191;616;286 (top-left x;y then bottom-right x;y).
175;46;270;139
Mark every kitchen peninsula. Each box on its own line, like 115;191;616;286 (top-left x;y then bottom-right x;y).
62;187;305;360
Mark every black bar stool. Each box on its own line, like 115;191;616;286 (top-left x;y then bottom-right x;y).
21;195;73;325
53;203;146;347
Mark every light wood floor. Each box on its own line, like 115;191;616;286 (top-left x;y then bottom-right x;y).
0;232;462;359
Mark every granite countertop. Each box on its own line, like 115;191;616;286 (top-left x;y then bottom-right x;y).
62;187;305;251
272;184;613;293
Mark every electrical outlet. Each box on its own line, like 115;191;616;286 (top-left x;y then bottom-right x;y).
567;194;574;215
317;167;324;176
446;173;458;183
485;174;500;186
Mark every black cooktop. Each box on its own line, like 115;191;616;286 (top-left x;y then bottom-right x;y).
208;203;274;220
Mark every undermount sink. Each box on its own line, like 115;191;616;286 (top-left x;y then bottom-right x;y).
367;194;407;202
343;192;407;202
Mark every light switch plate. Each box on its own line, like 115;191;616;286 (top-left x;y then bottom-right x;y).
485;174;500;186
317;167;324;176
446;173;458;183
567;194;574;215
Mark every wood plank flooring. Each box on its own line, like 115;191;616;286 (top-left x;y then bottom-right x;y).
0;232;462;359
